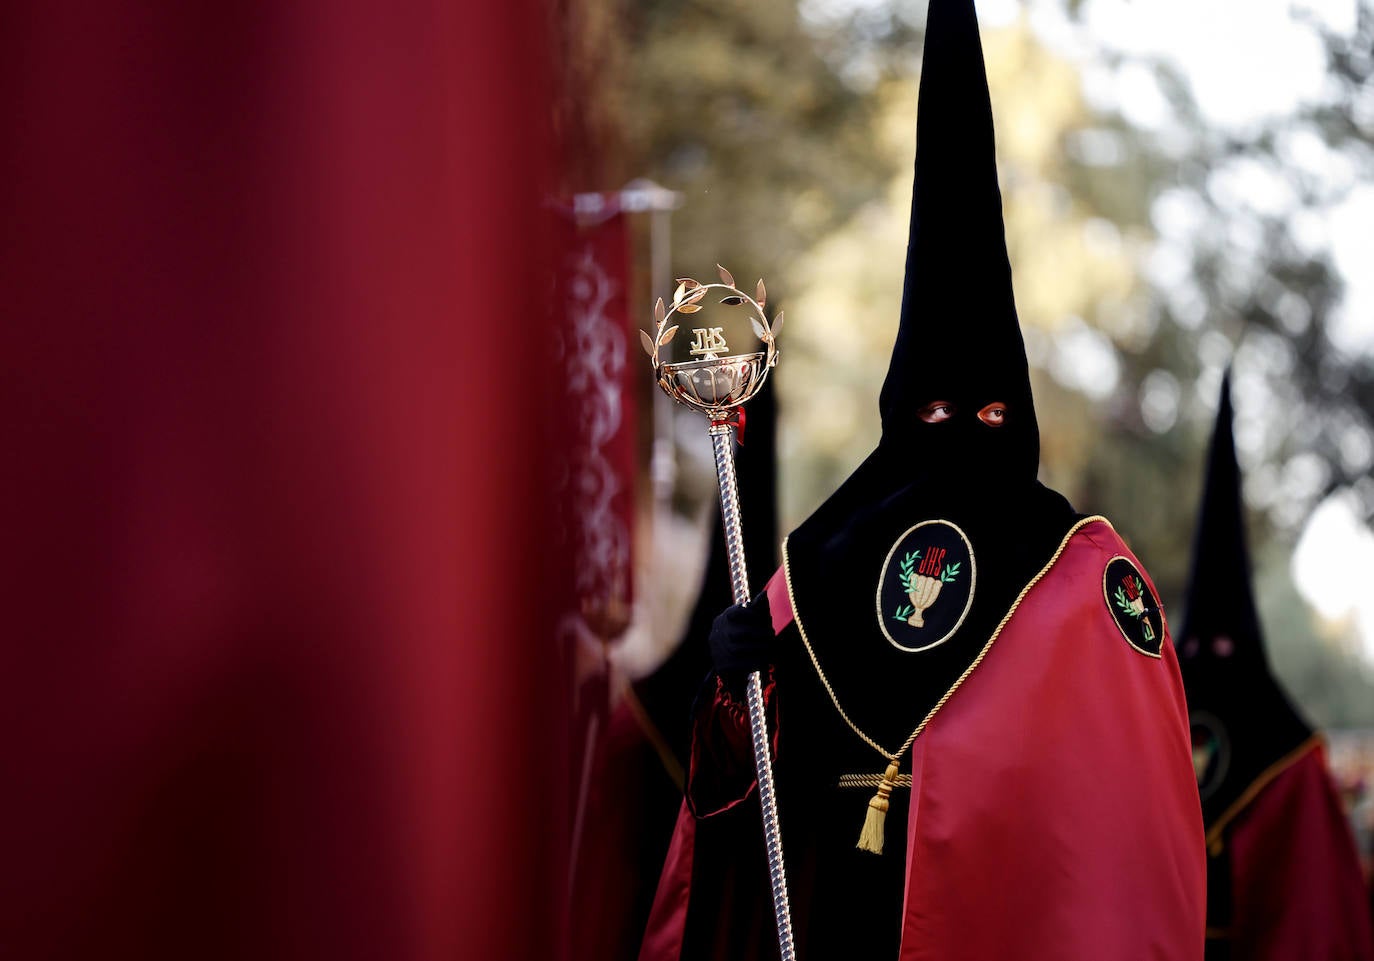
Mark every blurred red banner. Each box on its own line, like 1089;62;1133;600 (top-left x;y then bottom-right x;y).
1;2;567;959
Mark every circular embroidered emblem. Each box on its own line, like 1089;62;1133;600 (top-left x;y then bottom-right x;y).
1103;556;1164;657
1189;710;1230;801
876;520;976;652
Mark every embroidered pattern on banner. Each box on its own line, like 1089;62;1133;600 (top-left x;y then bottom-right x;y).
1189;710;1231;801
1103;555;1164;657
876;519;976;652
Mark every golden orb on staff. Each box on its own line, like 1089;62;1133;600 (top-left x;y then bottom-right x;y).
640;263;794;961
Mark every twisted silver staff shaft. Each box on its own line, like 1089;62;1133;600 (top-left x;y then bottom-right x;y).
708;421;796;961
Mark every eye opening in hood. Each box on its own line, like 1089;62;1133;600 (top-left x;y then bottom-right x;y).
977;402;1007;426
918;400;956;423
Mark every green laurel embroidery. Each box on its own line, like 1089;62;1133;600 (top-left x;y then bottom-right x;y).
897;551;920;593
1113;577;1146;619
1113;585;1131;614
893;555;961;620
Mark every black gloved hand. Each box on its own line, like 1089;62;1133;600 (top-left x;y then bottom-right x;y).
707;590;774;679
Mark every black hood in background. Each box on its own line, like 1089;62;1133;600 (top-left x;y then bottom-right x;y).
1178;367;1312;830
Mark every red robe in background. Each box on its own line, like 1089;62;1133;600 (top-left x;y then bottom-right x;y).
1216;741;1374;960
1176;371;1374;961
641;518;1206;960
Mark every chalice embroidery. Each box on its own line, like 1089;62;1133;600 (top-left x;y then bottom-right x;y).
891;548;963;627
877;519;976;653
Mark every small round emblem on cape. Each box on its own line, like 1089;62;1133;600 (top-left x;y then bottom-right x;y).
1189;710;1230;801
1102;555;1164;657
876;519;976;652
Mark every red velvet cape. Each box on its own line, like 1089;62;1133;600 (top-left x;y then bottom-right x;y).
1210;740;1374;960
640;518;1206;960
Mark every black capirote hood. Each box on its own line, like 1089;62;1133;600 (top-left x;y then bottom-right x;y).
877;0;1038;482
783;0;1076;749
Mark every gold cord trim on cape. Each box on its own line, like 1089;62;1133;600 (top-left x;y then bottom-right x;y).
782;515;1111;852
838;773;914;789
1204;733;1323;856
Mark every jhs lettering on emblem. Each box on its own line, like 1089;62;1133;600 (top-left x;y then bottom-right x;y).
689;327;729;356
917;547;947;577
893;544;962;628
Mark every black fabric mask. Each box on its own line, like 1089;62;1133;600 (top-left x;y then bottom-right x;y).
783;0;1077;745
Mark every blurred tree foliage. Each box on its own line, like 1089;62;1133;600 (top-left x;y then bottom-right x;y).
1067;1;1374;721
1093;5;1374;532
567;0;1374;718
584;0;920;552
617;0;908;285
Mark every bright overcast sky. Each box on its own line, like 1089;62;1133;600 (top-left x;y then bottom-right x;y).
1010;0;1353;123
1017;0;1374;360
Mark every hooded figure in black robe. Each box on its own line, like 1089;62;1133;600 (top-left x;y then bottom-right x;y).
1178;368;1373;961
638;2;1204;958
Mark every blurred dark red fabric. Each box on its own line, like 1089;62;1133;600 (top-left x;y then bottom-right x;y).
1;2;564;958
1227;744;1374;961
552;206;636;629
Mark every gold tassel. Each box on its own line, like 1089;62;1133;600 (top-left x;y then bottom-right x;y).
856;761;900;855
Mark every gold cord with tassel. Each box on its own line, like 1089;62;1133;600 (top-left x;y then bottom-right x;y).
783;520;1109;859
856;761;901;854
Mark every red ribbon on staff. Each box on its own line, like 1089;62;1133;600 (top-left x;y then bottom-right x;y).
711;406;746;445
